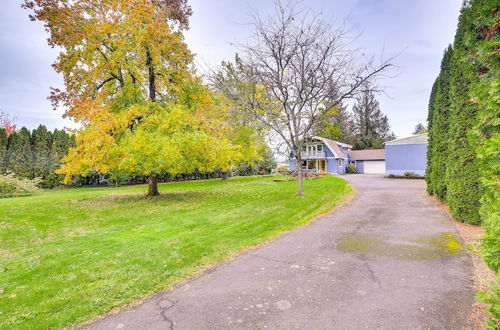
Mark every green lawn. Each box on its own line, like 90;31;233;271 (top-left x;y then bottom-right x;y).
0;175;352;329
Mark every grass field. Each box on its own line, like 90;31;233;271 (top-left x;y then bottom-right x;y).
0;175;352;329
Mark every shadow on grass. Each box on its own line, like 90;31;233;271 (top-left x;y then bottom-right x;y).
78;190;212;206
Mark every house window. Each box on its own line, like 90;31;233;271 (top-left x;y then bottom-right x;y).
301;160;307;169
338;159;343;167
317;144;323;152
307;160;317;170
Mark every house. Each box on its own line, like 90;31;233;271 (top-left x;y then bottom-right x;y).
288;133;429;176
385;133;428;176
288;136;386;174
288;137;350;174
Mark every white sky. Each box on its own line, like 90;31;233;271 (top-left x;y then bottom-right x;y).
0;0;462;137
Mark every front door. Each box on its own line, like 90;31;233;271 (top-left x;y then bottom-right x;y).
319;160;326;173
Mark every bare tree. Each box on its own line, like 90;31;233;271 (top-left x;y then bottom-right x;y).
218;1;393;194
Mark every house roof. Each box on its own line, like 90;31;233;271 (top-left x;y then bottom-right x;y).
349;149;385;161
312;136;349;159
385;133;428;145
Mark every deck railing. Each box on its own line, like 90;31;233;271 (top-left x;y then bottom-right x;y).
300;151;326;159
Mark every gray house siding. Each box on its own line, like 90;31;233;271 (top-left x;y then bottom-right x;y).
385;143;427;176
326;158;336;173
324;146;335;158
337;159;347;174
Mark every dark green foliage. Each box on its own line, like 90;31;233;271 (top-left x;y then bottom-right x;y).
426;78;438;195
7;128;34;178
0;128;7;173
231;149;276;176
313;105;356;145
351;85;395;149
32;125;51;179
345;163;357;174
463;0;499;276
446;52;482;224
386;172;424;180
3;127;75;188
426;0;499;324
426;46;454;201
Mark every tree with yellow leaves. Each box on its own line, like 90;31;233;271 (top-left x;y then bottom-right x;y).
24;0;239;195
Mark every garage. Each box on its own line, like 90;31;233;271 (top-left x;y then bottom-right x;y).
348;149;385;174
363;160;386;174
385;134;428;176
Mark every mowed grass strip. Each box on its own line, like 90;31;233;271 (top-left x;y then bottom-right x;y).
0;175;352;329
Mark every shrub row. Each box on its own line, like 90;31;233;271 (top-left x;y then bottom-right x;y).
426;0;498;326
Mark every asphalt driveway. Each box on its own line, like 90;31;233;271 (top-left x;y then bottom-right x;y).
85;174;474;330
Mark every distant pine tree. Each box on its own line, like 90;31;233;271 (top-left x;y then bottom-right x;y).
32;124;51;179
43;129;76;187
7;127;33;178
0;128;7;173
351;84;395;149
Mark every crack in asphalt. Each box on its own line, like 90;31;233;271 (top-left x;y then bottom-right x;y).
360;255;382;288
154;297;176;330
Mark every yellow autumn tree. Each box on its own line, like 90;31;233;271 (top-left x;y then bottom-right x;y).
24;0;239;195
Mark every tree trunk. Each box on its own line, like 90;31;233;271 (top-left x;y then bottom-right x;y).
146;49;156;102
221;171;229;180
147;175;160;196
145;48;159;197
296;155;304;195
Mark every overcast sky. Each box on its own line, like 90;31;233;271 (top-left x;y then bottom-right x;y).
0;0;462;137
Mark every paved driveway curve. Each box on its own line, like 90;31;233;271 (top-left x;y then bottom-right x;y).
86;175;474;330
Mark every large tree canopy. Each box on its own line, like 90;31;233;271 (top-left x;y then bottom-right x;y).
24;0;238;195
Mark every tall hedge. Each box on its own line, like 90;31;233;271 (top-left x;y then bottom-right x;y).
446;47;482;224
426;46;453;201
463;0;499;275
426;0;499;325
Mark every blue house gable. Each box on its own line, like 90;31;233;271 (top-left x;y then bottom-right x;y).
289;137;351;174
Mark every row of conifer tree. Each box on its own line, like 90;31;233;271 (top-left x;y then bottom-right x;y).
426;0;498;317
0;125;75;188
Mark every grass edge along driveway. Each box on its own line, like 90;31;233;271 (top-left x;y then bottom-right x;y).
0;175;352;329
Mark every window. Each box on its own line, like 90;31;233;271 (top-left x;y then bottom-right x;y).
338;159;343;167
317;144;323;151
301;160;307;169
307;160;317;170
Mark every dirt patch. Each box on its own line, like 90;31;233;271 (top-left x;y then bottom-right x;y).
452;221;497;329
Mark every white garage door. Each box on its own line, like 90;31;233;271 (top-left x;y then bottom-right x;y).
363;160;385;173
